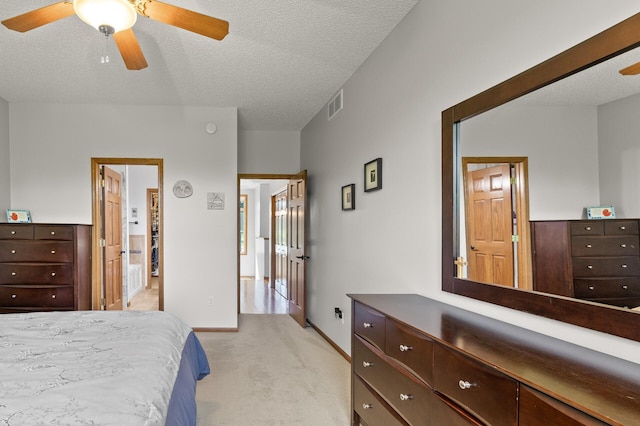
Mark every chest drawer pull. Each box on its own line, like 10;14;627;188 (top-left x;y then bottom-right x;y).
50;250;56;254
622;285;629;290
51;272;56;277
11;250;16;254
399;344;413;352
11;272;16;276
52;294;56;299
621;264;628;268
362;361;374;368
587;265;593;269
399;393;414;401
620;226;627;230
363;322;373;328
458;380;475;390
589;286;595;290
10;231;16;235
585;226;592;231
50;231;56;235
621;244;627;248
362;403;373;410
11;294;16;299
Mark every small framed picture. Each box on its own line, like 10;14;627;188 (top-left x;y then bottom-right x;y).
342;184;355;210
364;158;382;192
586;206;616;219
7;209;31;223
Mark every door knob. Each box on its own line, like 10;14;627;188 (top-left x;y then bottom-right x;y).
295;255;310;260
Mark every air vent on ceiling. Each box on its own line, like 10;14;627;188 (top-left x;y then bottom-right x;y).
328;89;343;120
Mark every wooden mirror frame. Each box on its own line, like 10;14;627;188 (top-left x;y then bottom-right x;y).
442;12;640;342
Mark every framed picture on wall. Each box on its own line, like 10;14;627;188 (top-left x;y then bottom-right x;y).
6;209;31;223
364;158;382;192
342;184;355;210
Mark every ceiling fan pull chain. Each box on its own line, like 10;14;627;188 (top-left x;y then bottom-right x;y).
100;27;113;64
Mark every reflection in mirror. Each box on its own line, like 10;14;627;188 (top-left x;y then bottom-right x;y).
442;12;640;342
456;47;640;309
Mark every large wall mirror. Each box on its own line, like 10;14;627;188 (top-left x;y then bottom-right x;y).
442;12;640;342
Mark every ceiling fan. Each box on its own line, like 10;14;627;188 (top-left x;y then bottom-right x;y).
1;0;229;70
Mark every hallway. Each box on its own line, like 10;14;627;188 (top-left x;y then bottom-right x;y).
240;278;288;314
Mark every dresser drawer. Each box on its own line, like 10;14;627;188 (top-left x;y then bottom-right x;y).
572;256;640;277
385;319;433;386
354;302;386;350
0;285;74;308
0;263;73;285
570;221;603;236
0;241;74;263
571;235;639;257
431;392;482;426
353;375;407;426
0;225;34;240
34;225;75;241
574;278;640;299
604;220;638;235
354;337;431;425
519;385;608;426
433;344;517;426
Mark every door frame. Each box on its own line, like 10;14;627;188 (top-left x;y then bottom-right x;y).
237;173;301;314
461;157;532;290
91;158;164;310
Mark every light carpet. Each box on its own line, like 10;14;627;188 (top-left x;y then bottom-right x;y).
195;314;351;425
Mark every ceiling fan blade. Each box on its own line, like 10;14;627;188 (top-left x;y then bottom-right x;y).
113;29;148;70
1;2;75;32
619;62;640;76
141;1;229;41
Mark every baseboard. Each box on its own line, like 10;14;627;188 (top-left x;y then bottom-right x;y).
307;319;351;363
193;327;238;332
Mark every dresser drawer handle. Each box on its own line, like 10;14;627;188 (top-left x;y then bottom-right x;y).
362;361;373;368
621;244;627;248
587;265;593;269
588;286;595;290
52;294;56;299
620;226;627;230
11;272;16;276
622;285;629;290
621;264;628;268
585;244;592;248
363;322;373;328
585;226;592;231
399;344;413;352
11;250;16;254
50;231;56;235
11;294;16;299
362;403;373;410
51;272;56;277
10;231;16;235
458;380;474;390
399;393;413;401
50;250;56;254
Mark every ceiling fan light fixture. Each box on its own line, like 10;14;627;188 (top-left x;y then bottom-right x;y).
74;0;137;34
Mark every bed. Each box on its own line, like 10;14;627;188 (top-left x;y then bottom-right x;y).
0;310;210;425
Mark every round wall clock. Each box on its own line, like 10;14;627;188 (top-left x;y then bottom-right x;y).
173;180;193;198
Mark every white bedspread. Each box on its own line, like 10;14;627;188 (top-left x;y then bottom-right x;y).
0;310;192;426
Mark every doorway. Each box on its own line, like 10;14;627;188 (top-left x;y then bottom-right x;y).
91;158;164;311
461;157;532;290
238;172;308;326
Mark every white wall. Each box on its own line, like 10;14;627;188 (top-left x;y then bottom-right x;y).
301;1;640;362
598;92;640;217
240;188;256;277
462;104;600;220
238;130;300;173
0;97;10;216
9;103;238;329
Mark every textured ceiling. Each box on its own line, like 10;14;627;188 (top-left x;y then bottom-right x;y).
0;0;418;131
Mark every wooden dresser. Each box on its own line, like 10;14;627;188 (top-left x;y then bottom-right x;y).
531;219;640;308
349;294;640;425
0;224;92;313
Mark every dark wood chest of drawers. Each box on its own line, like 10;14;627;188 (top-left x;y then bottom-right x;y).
531;219;640;308
349;294;640;426
0;224;92;313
